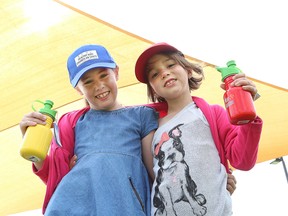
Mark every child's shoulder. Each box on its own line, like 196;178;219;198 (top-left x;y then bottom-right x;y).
58;107;90;128
134;102;167;118
126;104;157;113
64;106;90;117
193;96;223;109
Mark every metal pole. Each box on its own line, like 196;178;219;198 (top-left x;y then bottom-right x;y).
280;157;288;184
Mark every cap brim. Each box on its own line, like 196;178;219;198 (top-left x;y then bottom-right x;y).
71;62;116;87
135;42;179;83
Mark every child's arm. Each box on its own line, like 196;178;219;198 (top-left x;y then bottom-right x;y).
141;130;155;181
19;111;48;170
218;73;262;170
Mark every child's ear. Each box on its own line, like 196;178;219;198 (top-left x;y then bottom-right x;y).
187;69;193;78
75;86;83;95
114;66;120;81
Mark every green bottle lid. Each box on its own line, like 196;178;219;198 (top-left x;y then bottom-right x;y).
32;100;57;121
216;60;241;81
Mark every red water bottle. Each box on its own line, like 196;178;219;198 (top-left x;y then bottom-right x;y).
217;60;256;125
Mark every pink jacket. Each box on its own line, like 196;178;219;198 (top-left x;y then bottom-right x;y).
33;96;263;213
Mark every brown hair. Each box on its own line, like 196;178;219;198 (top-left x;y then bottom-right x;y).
146;51;204;102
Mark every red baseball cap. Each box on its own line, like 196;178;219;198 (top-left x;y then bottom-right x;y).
135;42;179;83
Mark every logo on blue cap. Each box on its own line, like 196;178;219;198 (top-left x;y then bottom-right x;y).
75;50;99;67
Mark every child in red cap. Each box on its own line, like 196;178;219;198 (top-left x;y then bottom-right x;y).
135;42;263;216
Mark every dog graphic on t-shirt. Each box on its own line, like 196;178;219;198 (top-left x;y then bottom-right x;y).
153;124;207;216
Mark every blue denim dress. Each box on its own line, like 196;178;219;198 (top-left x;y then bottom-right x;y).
45;106;158;216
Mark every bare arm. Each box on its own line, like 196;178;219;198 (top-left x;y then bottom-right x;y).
141;130;155;181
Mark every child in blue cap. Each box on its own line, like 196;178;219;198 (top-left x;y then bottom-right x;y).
20;44;158;215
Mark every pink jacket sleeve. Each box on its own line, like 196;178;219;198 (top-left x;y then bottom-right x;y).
194;97;263;171
214;106;263;170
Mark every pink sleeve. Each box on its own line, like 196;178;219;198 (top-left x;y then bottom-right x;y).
215;106;263;170
194;96;263;172
32;154;50;184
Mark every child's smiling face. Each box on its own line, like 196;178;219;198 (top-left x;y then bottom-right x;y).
76;67;121;111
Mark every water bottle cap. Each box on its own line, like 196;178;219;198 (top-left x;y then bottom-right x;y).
226;60;236;67
216;60;241;81
32;100;57;121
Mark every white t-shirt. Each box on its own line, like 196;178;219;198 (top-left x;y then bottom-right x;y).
151;102;232;216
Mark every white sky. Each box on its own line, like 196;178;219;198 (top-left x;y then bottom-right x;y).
232;156;288;215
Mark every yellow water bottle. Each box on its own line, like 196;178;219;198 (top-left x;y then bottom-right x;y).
20;100;57;162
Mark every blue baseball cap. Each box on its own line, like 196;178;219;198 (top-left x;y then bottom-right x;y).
67;44;117;87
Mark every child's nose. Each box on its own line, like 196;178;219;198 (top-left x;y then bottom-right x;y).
94;81;104;91
160;69;170;79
